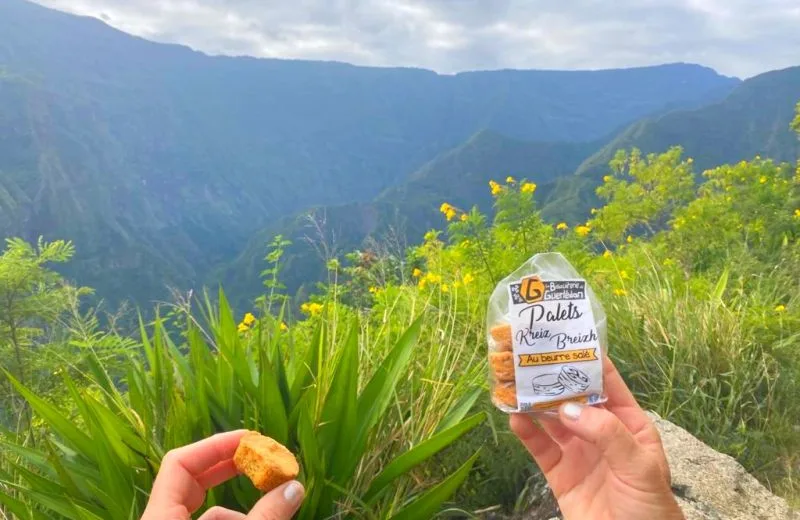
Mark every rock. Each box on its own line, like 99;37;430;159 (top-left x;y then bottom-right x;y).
650;412;798;520
518;413;797;520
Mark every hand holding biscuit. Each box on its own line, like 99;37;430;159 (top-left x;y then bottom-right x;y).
510;358;684;520
141;430;304;520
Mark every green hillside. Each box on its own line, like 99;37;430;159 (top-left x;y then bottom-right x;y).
0;0;739;305
541;66;800;222
219;131;601;304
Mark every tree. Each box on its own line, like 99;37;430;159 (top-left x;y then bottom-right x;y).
792;101;800;136
0;237;89;427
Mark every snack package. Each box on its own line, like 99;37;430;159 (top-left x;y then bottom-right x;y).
487;252;607;413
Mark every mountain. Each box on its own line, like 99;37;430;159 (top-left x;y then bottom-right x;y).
541;66;800;222
0;0;740;305
218;131;602;303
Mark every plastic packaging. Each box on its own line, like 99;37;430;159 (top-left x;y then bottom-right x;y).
487;252;607;413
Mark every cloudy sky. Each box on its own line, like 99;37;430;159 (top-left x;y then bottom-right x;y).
33;0;800;78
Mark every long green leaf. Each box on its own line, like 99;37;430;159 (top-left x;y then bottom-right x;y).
388;450;480;520
356;316;422;437
289;320;322;406
4;371;95;457
256;348;290;444
364;412;485;503
435;387;482;433
0;489;33;520
318;321;360;482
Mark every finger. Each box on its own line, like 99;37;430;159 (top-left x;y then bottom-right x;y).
247;481;305;520
164;430;249;477
199;506;247;520
558;402;639;475
197;459;240;490
602;357;652;435
535;414;575;446
509;414;562;474
148;430;249;512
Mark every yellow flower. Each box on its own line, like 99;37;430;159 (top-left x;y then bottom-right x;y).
626;235;633;244
620;270;630;280
556;222;568;231
460;213;468;222
794;209;800;218
520;182;537;194
441;284;449;293
237;322;250;333
506;176;516;183
775;304;786;313
425;272;442;284
445;208;457;221
280;322;288;332
603;175;612;182
412;268;423;278
575;225;591;237
439;202;453;214
368;286;378;294
489;180;502;196
418;278;427;289
462;273;475;285
603;250;612;258
613;288;627;297
301;302;323;316
243;312;256;326
759;176;768;184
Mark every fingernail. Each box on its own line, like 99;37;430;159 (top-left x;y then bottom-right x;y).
562;402;584;420
283;481;304;505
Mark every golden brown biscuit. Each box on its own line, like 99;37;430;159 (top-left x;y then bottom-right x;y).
490;323;512;352
492;383;517;408
489;351;515;382
234;432;300;493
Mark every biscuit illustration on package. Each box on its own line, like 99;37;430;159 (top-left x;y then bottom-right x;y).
489;323;513;352
234;432;300;493
558;366;590;393
532;373;565;396
492;383;517;408
489;351;515;381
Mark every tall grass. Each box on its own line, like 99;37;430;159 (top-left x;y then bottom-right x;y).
607;260;800;489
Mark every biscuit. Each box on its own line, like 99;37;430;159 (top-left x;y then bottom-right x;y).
489;351;515;382
490;323;512;352
234;432;300;493
492;383;517;408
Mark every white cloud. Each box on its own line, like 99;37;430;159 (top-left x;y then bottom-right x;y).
31;0;800;77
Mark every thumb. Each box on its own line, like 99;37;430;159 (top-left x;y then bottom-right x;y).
246;481;305;520
558;402;640;472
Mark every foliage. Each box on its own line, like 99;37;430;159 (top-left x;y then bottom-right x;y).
0;289;485;519
0;238;92;429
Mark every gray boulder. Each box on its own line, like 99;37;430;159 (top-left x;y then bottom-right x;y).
524;413;797;520
651;413;798;520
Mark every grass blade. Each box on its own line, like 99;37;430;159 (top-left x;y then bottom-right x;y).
364;412;485;503
388;450;480;520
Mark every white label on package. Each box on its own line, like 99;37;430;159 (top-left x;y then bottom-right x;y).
507;276;604;412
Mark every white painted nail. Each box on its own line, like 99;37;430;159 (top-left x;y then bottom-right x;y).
283;481;303;504
562;402;583;420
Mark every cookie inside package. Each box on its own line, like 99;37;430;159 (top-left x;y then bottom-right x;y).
487;252;607;413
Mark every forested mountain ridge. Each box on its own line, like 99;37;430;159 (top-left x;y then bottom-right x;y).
540;66;800;221
0;0;741;305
